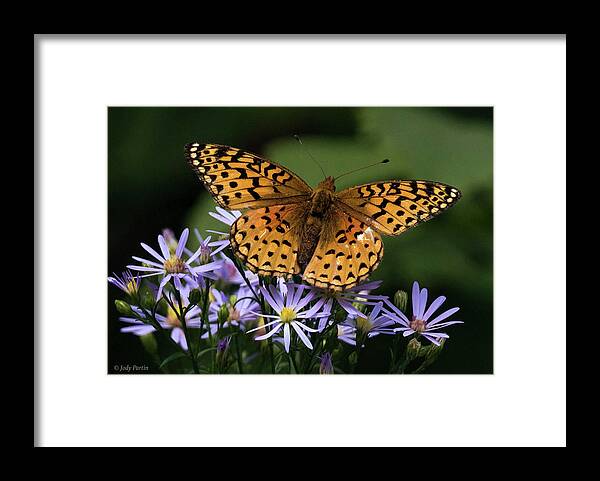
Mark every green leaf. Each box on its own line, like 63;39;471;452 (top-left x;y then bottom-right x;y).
159;351;188;369
196;347;217;360
140;332;158;356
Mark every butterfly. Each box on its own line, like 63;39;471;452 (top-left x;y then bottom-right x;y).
185;142;461;291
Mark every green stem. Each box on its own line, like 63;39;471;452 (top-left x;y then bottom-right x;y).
196;280;215;373
351;335;364;374
289;348;299;374
172;288;199;374
234;334;244;374
269;340;276;374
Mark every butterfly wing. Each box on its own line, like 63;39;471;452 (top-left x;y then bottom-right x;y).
335;180;461;236
185;143;312;209
302;207;384;290
230;203;309;278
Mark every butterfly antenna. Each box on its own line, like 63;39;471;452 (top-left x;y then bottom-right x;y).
293;134;327;178
334;159;390;181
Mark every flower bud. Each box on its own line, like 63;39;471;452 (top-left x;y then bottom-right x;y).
188;288;202;305
216;337;231;366
319;352;334;374
115;299;132;315
406;338;422;362
217;303;230;324
162;228;178;254
394;289;408;312
425;338;446;362
414;339;446;373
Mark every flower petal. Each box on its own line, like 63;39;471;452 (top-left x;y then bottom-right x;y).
423;334;441;346
186;243;205;264
176;228;189;257
295;321;319;333
254;323;283;341
425;320;463;331
131;256;164;268
412;281;421;317
337;297;364;317
290;284;305;308
127;265;163;273
348;280;383;292
283;323;291;352
208;240;229;256
158;235;170;259
418;288;428;319
381;301;410;326
427;307;460;327
141;242;166;263
291;321;313;350
261;286;283;313
371;302;383;319
300;296;327;319
172;327;188;351
423;331;449;338
156;275;171;300
422;295;446;322
192;260;221;272
294;289;315;311
247;319;281;333
121;325;156;335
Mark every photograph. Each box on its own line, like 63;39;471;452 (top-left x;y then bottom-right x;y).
108;106;493;375
36;34;565;447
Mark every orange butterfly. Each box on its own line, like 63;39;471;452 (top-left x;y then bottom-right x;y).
185;142;461;291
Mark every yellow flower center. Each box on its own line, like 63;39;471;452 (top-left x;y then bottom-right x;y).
280;307;297;323
355;315;373;334
166;306;182;328
254;317;267;337
126;279;138;295
198;245;212;265
228;306;241;322
410;317;426;333
163;255;186;274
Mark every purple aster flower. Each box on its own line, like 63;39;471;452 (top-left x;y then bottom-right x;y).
119;295;202;351
246;283;329;353
127;228;221;300
336;323;358;346
293;280;388;332
212;255;259;286
342;302;401;344
206;206;242;254
217;336;231;353
162;228;179;253
319;352;334;374
393;281;463;346
108;270;140;296
188;229;215;265
207;286;260;333
182;230;224;289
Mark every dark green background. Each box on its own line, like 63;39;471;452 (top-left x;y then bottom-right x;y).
108;107;493;374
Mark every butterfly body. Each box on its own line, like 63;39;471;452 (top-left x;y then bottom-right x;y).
186;142;461;291
294;176;336;267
